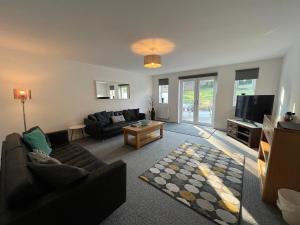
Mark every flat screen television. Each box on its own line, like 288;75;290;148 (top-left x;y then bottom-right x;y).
235;95;275;124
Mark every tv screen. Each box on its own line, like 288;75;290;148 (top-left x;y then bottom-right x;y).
235;95;275;123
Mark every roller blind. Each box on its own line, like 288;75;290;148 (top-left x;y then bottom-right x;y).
178;72;217;80
235;68;259;80
158;78;169;85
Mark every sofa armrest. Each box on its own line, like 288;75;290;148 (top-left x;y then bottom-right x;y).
3;161;127;225
138;113;146;120
46;130;69;148
84;119;104;139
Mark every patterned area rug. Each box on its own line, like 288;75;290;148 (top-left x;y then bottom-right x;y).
164;123;215;139
139;142;245;225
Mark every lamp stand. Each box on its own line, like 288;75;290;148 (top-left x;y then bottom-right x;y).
21;100;27;131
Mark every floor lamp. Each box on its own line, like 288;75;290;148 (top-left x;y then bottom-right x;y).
13;89;31;131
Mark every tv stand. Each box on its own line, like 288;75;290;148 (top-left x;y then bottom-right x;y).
237;119;259;127
227;119;262;148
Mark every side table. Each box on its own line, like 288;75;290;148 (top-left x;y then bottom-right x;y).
69;124;86;141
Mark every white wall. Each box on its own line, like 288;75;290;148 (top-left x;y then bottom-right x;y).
152;58;282;130
277;42;300;117
0;49;152;145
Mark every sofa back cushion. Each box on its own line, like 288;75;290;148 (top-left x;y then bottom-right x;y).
123;109;139;121
3;133;46;208
94;111;110;126
114;111;123;116
88;114;97;121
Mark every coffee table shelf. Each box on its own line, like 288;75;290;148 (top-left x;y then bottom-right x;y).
123;121;164;149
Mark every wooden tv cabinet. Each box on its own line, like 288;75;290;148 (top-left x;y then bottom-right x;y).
227;119;262;148
257;115;300;205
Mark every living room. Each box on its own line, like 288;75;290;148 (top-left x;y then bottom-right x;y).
1;1;300;225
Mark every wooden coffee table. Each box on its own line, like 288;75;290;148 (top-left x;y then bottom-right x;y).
123;121;164;149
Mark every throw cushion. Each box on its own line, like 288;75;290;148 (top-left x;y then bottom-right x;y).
23;126;52;147
28;162;89;188
23;128;52;155
111;115;126;123
28;151;62;164
123;108;140;121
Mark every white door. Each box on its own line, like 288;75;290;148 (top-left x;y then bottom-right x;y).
180;77;216;126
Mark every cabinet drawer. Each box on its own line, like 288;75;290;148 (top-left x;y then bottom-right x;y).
227;121;238;129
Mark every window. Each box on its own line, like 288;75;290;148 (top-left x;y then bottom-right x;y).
233;79;256;105
233;68;259;105
118;84;130;99
158;78;169;104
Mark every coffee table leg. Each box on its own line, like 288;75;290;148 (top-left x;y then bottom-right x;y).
160;125;163;138
124;131;128;145
136;134;141;149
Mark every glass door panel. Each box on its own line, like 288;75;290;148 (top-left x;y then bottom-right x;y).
198;79;215;125
181;80;195;122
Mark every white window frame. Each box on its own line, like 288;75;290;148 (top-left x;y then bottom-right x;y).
233;79;256;106
159;84;169;104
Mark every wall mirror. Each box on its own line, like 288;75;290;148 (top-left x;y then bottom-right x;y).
95;81;130;99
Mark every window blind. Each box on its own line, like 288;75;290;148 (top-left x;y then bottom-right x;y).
158;78;169;85
235;68;259;80
178;72;217;80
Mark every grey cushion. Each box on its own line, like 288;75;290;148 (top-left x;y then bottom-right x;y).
28;162;89;188
28;151;62;164
111;115;126;123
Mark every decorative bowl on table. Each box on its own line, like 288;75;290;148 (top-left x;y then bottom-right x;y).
140;120;151;126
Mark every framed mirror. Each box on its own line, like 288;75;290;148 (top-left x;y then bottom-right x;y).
95;81;130;100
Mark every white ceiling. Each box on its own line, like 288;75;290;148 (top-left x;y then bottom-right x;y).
1;0;300;75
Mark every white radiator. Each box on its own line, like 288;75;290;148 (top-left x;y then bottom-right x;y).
156;105;169;120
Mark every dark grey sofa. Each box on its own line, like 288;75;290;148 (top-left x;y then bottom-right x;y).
0;130;126;225
84;109;146;139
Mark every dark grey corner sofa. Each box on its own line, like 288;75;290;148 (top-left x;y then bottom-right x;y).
84;108;146;139
0;130;126;225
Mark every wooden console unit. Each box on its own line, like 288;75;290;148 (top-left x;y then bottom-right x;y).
257;115;300;205
227;119;262;148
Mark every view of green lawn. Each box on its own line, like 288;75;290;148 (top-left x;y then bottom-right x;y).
183;81;214;109
235;80;255;96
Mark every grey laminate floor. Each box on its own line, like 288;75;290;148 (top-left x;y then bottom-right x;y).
76;130;285;225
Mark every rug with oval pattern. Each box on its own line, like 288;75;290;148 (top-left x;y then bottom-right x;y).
139;142;245;225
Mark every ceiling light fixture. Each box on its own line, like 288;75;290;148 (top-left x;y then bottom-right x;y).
144;54;162;69
131;38;175;69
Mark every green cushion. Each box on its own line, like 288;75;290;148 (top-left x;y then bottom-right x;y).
23;128;52;155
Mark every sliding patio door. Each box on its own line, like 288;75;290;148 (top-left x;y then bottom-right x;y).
180;77;216;126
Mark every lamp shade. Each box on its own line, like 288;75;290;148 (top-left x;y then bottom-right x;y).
144;54;162;68
13;89;32;101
